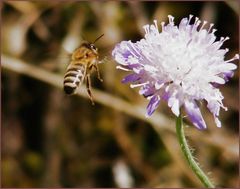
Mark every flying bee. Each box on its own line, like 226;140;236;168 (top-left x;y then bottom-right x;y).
63;34;104;105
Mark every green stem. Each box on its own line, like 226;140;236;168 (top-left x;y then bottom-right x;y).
176;114;215;188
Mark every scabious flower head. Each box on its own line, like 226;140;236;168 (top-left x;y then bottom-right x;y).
112;15;239;130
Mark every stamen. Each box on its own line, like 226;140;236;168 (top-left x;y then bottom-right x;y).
194;17;199;25
153;19;158;30
219;37;224;42
130;81;149;88
235;54;240;59
161;22;165;31
196;20;201;28
225;54;239;62
211;29;217;34
143;25;150;34
187;14;193;25
200;20;207;30
116;66;131;71
129;43;141;57
223;36;230;42
168;15;174;25
208;23;214;33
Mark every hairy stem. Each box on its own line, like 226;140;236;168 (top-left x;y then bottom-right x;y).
176;114;215;188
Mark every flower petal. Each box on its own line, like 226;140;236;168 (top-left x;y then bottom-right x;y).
122;74;141;83
214;117;221;128
207;100;223;128
112;41;134;66
146;95;160;117
162;90;171;101
155;81;164;90
167;93;180;116
222;70;234;82
210;76;225;84
171;99;180;116
184;100;207;130
139;84;155;98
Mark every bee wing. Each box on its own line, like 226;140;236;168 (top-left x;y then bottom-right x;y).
98;44;115;64
98;56;114;64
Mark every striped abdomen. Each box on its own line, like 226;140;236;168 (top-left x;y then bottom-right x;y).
63;63;86;95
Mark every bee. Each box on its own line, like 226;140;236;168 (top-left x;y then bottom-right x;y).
63;34;104;105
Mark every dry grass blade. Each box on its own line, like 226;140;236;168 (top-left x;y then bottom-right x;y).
2;54;173;132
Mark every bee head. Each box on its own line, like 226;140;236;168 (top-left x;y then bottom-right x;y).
90;43;98;52
81;43;98;53
81;34;103;53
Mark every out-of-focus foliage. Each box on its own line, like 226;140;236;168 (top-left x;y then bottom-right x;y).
1;1;239;188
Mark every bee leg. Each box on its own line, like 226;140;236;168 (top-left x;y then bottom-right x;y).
86;74;95;105
93;64;103;82
98;56;108;64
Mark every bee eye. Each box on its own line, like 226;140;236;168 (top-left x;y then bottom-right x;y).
90;44;97;50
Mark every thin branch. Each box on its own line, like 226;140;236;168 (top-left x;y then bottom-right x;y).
2;54;174;133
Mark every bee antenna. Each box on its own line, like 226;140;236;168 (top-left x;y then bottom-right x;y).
93;34;104;44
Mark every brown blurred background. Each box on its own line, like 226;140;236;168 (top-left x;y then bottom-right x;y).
1;1;239;188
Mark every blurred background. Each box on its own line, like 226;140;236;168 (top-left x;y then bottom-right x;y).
1;1;239;188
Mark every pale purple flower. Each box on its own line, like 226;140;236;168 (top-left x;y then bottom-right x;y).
112;15;239;130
